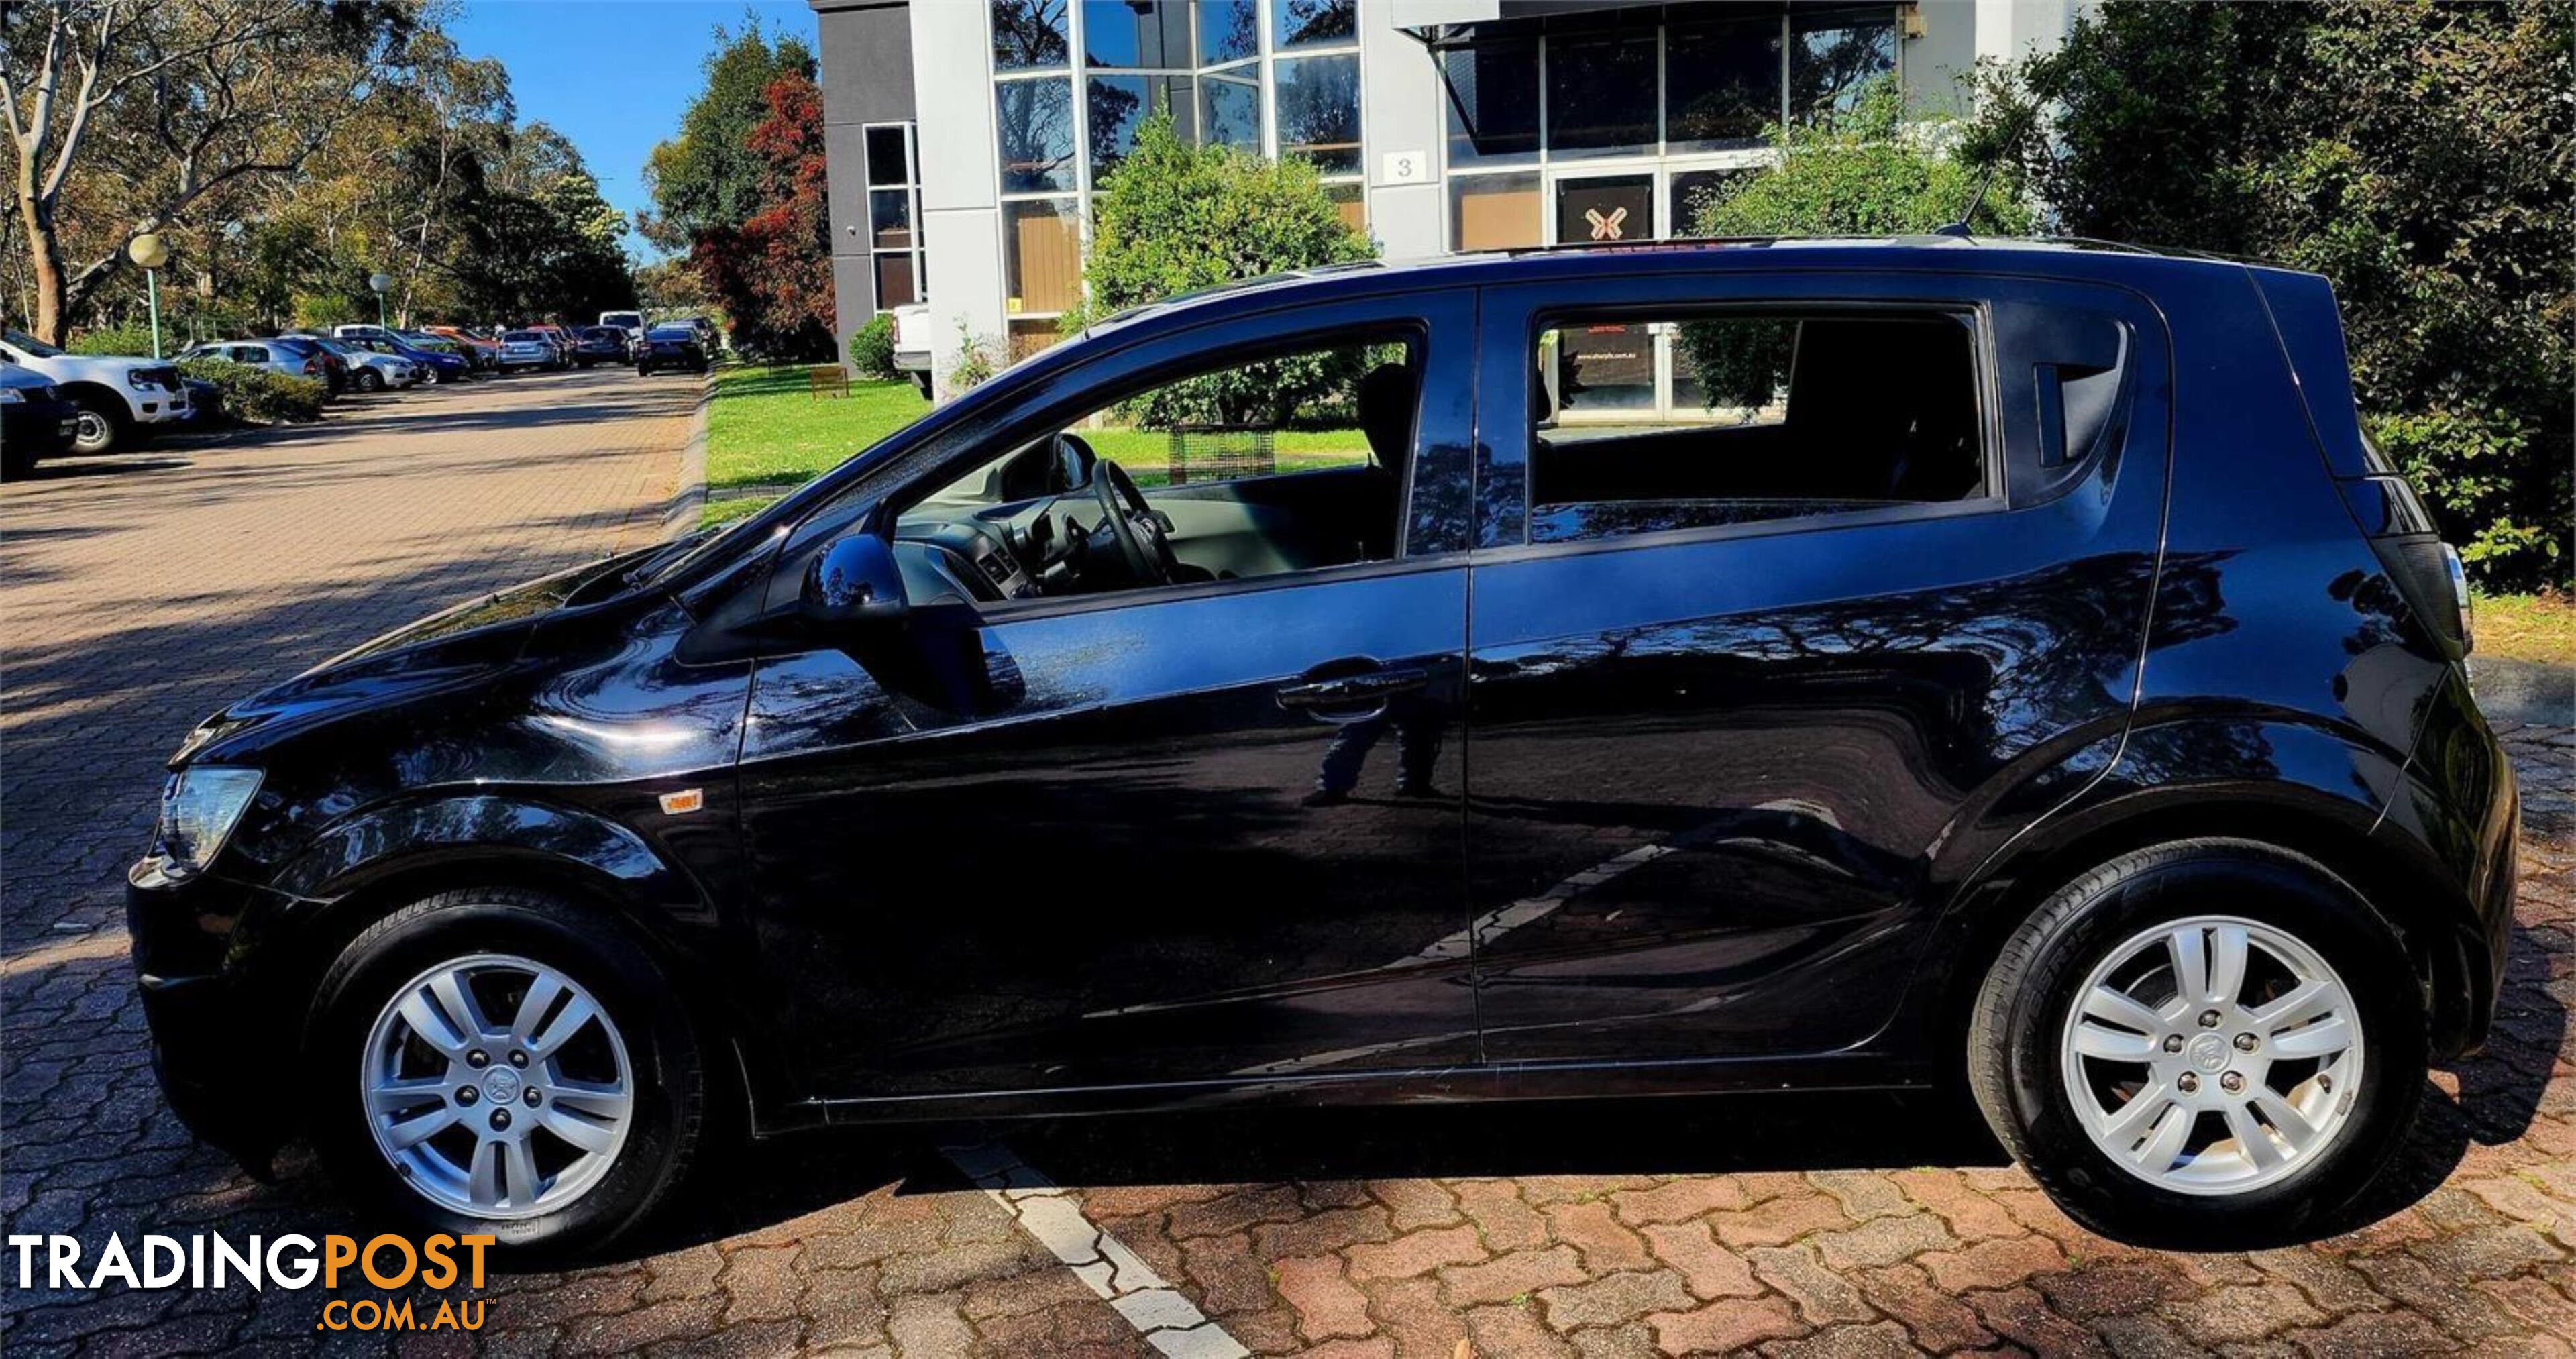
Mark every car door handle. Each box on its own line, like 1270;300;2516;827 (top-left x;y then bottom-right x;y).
1276;667;1428;713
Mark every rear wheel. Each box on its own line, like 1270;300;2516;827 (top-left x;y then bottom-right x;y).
1967;839;2423;1246
309;889;704;1255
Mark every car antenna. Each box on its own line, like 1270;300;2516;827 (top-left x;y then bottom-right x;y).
1935;95;2038;238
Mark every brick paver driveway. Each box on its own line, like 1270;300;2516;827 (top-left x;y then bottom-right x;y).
4;375;2571;1356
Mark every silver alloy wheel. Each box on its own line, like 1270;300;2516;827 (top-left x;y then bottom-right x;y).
2060;915;2362;1195
361;953;634;1220
72;407;112;453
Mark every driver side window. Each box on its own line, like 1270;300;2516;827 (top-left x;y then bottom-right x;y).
898;333;1423;605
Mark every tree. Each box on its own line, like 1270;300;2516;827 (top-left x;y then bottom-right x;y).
1064;112;1375;426
691;70;834;360
637;17;814;254
2;0;411;342
1677;78;2030;408
1973;1;2571;588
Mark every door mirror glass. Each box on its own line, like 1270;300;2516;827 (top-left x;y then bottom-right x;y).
800;534;908;627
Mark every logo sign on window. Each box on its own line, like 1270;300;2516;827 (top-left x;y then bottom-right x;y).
1584;207;1628;241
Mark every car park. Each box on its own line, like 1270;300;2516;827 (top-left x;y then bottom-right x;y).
496;329;562;372
632;323;708;376
0;358;80;478
128;240;2514;1254
570;326;629;367
0;328;190;454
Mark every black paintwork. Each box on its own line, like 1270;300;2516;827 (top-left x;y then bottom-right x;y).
127;240;2520;1164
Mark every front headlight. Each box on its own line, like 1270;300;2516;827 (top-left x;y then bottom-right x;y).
155;766;263;876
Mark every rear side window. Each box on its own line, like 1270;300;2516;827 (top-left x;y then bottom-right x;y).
1527;309;1986;545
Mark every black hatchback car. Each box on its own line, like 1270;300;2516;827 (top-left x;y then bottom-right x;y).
131;241;2517;1252
1;358;79;478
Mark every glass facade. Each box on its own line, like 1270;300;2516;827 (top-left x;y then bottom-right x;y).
992;0;1368;324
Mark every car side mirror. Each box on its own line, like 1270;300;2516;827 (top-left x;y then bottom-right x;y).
800;534;907;629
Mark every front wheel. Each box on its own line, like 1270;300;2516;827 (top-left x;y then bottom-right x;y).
356;369;386;393
309;889;704;1255
1967;839;2423;1246
69;396;129;455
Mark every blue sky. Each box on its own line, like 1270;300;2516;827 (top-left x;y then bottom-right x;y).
449;1;822;259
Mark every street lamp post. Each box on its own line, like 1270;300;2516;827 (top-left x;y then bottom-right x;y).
127;233;170;359
369;272;393;328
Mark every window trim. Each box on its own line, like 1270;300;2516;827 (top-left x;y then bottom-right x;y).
1484;295;2008;563
861;121;926;314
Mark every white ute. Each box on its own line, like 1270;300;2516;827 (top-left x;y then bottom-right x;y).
0;328;191;455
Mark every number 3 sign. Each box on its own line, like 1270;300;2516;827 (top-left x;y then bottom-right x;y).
1381;150;1427;185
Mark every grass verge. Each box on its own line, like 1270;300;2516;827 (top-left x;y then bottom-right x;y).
2472;591;2575;666
702;366;928;523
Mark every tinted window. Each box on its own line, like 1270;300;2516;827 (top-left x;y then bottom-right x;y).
1089;75;1195;180
1442;40;1539;169
1195;0;1257;64
998;79;1076;192
1083;0;1189;67
1528;310;1985;545
1544;30;1656;159
1791;11;1897;128
1274;54;1360;174
1668;17;1782;150
1273;0;1355;50
991;0;1069;70
1199;70;1260;151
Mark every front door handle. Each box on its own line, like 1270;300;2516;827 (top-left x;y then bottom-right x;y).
1276;666;1428;714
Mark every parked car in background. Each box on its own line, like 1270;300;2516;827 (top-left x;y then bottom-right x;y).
0;358;80;478
423;325;500;371
633;323;709;376
180;339;333;388
682;316;718;351
265;336;351;395
571;327;629;367
399;331;482;378
123;241;2517;1254
521;324;573;363
496;330;564;373
0;329;189;455
344;333;469;385
329;324;400;347
891;303;932;397
287;335;415;392
598;310;644;343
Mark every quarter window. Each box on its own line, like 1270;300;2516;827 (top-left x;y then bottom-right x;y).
1527;309;1985;545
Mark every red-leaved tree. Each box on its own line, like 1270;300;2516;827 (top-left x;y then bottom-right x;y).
692;72;835;360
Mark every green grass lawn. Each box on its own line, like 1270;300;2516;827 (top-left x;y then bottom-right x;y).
704;366;929;499
2472;591;2575;665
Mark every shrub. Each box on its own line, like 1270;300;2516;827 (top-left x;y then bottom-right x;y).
943;317;1002;393
849;313;896;379
178;357;327;425
67;322;158;358
1064;112;1377;427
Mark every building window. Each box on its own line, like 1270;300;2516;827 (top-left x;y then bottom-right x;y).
1083;0;1189;68
992;0;1070;71
997;78;1077;193
1196;0;1258;65
1003;198;1084;316
1442;40;1540;170
1450;172;1540;251
1543;28;1656;160
1200;70;1261;150
864;123;924;312
1666;17;1780;152
1090;74;1195;181
1668;167;1746;239
1791;10;1898;129
1273;53;1360;174
1272;0;1354;50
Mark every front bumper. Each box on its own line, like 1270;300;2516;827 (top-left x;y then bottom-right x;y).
4;399;80;455
126;857;294;1167
133;392;193;424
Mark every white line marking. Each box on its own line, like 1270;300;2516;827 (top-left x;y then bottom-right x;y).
945;1140;1250;1359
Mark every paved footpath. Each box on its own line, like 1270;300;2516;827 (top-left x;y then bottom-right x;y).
3;379;2572;1356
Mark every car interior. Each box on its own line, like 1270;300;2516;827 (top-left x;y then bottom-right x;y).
891;339;1420;607
1528;311;1984;542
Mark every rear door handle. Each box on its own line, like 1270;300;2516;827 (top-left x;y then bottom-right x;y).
1276;666;1428;714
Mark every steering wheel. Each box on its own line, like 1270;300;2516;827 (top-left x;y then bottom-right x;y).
1089;458;1175;588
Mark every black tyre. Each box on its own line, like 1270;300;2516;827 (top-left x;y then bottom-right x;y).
307;889;705;1256
68;395;128;455
1967;838;2423;1246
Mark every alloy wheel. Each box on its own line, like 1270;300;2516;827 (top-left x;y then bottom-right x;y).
360;953;634;1219
72;409;112;453
2059;914;2362;1195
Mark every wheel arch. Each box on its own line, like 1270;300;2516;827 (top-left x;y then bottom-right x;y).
1909;731;2484;1074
